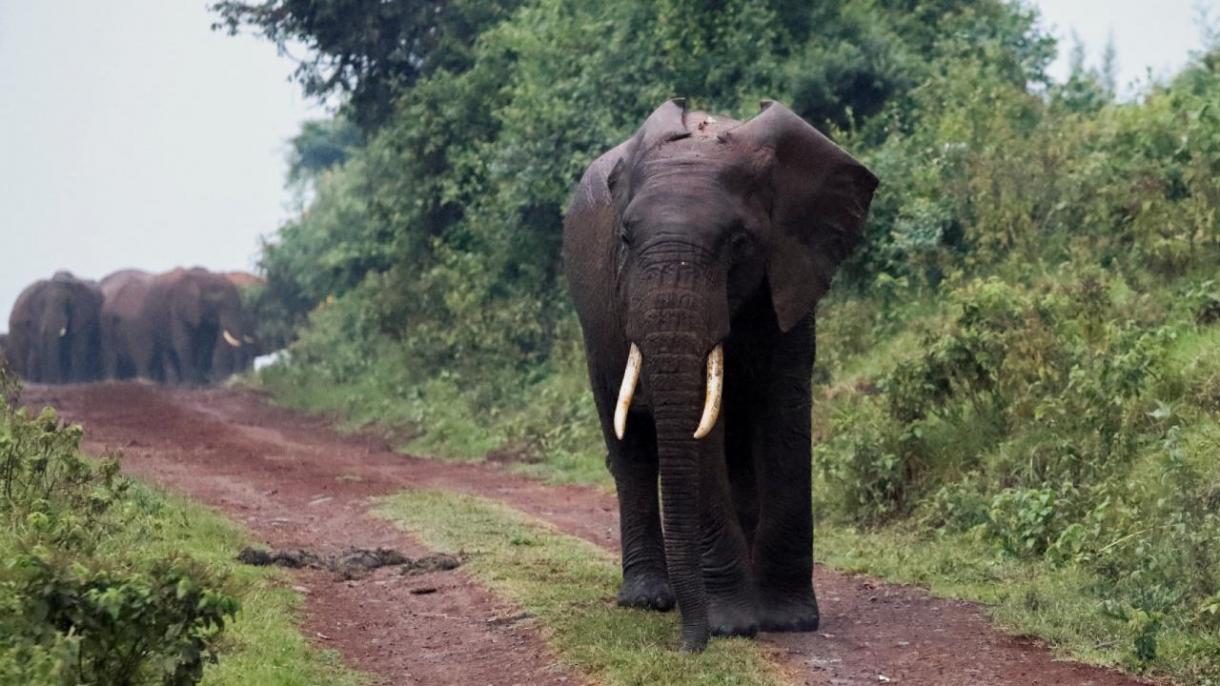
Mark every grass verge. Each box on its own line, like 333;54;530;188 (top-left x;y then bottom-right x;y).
114;483;366;686
374;489;785;686
0;475;365;686
817;522;1220;684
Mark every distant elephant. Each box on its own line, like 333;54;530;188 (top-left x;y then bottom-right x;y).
142;268;251;385
6;271;104;384
563;100;877;651
210;271;265;379
100;269;155;380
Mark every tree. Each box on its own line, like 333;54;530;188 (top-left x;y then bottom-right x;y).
210;0;520;130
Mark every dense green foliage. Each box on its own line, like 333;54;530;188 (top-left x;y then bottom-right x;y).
0;369;360;686
211;0;522;130
253;0;1049;428
0;370;236;685
237;0;1220;681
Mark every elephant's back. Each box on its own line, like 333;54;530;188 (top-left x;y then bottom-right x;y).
224;271;265;289
563;142;628;304
101;271;153;320
100;269;151;295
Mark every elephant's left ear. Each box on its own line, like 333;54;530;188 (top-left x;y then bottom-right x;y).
720;101;878;332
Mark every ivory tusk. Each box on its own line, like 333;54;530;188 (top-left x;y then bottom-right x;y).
222;329;242;348
613;343;642;440
58;327;67;338
693;343;724;439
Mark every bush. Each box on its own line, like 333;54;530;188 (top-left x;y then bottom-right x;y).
0;368;240;685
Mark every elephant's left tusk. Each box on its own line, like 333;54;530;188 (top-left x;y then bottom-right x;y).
693;343;723;439
58;327;67;338
223;330;242;348
613;344;642;440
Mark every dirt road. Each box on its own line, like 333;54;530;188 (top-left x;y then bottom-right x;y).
24;383;1153;686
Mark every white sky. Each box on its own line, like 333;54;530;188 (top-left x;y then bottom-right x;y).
1033;0;1217;94
0;1;318;329
0;1;1216;330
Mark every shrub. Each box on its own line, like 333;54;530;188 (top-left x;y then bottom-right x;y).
0;368;240;685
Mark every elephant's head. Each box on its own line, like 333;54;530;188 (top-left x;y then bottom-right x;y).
174;270;248;344
35;273;102;383
608;99;877;650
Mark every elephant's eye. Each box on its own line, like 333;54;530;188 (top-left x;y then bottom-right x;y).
729;231;752;257
619;222;634;246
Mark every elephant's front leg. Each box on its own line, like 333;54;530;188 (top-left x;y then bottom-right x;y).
698;420;758;637
751;316;819;632
606;412;675;611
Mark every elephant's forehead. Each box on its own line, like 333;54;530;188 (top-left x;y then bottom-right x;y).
686;111;740;138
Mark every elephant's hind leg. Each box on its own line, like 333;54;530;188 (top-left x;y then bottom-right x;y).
751;316;819;633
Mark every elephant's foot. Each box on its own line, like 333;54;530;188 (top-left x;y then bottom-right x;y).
708;596;758;637
757;589;819;632
617;571;675;611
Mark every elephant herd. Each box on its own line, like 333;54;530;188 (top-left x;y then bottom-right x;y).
1;268;263;385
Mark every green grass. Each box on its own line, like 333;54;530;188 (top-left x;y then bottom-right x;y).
374;489;783;686
816;521;1220;684
123;485;366;686
1;478;366;686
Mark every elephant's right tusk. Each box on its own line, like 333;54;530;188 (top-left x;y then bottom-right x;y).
222;330;242;348
693;343;724;439
613;343;642;440
58;327;67;338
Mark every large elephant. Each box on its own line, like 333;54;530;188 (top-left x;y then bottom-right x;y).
563;100;877;651
100;269;155;380
6;271;104;384
142;268;251;385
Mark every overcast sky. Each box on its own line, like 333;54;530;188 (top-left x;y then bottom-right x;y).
0;1;317;328
0;1;1216;329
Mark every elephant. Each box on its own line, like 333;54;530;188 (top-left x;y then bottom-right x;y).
210;271;265;379
6;271;104;384
141;268;251;385
562;100;877;651
100;269;155;381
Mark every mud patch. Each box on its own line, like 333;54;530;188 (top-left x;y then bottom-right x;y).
238;546;462;580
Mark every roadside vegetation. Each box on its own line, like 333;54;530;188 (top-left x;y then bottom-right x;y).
220;0;1220;681
376;489;783;685
0;368;361;686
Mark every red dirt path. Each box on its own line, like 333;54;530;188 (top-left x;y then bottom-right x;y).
24;383;1155;686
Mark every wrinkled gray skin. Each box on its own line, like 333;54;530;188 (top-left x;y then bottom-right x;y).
100;269;155;381
142;268;250;385
563;100;877;651
6;271;104;384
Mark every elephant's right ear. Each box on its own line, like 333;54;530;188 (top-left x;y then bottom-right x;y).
720;101;878;332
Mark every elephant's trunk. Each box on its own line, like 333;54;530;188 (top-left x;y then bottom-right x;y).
633;259;728;650
647;334;710;651
42;331;64;384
